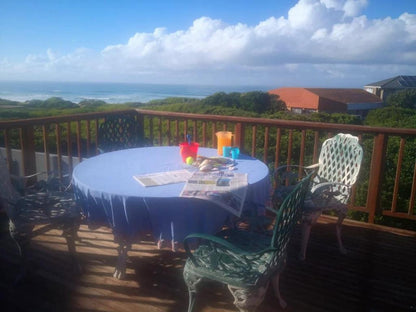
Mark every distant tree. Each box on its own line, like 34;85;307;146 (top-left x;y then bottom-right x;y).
203;92;240;108
365;106;416;128
268;93;287;113
26;99;43;106
78;99;107;107
26;97;77;108
0;98;21;106
386;89;416;109
240;91;269;113
203;91;286;114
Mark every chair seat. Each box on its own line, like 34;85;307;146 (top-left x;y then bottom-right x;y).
13;192;79;225
185;230;279;288
303;198;348;214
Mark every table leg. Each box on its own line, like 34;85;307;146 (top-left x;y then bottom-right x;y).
113;241;130;279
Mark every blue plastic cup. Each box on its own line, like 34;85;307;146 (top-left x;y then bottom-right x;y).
231;147;240;159
223;146;232;157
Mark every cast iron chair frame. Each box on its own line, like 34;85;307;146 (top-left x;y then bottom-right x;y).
183;172;313;312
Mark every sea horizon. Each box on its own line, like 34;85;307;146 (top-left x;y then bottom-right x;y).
0;80;274;104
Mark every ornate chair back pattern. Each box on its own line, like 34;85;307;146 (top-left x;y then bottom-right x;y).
0;154;20;206
315;133;363;204
97;114;142;152
0;152;81;282
271;172;311;253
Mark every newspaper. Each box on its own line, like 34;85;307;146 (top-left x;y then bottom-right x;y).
180;171;248;217
133;169;194;187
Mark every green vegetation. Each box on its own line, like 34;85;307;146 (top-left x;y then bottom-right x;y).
0;89;415;230
386;89;416;109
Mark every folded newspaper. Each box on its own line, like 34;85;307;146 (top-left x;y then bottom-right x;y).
133;169;194;187
180;171;248;217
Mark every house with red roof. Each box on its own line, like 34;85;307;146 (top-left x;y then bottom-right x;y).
268;87;384;117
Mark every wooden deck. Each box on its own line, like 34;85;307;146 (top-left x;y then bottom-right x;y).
1;213;415;312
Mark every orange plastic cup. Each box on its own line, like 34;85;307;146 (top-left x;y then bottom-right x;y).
216;131;233;155
179;142;199;163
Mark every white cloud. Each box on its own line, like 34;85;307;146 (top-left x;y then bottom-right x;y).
0;0;415;87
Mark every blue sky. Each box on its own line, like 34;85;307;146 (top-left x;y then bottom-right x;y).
0;0;415;88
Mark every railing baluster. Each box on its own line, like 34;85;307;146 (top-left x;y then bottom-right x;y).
409;161;416;216
66;121;73;174
274;128;282;168
313;131;319;163
55;124;62;179
392;138;406;213
367;133;387;223
175;120;179;145
86;120;91;157
299;130;306;176
76;121;82;161
167;119;171;145
287;130;293;167
158;117;162;145
3;129;13;172
212;123;216;149
19;125;36;182
263;126;269;163
193;120;197;142
42;125;50;177
251;125;257;157
202;122;207;146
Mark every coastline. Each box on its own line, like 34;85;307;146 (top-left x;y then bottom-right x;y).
0;81;273;104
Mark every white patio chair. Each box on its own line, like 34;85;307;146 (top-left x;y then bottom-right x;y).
274;133;363;260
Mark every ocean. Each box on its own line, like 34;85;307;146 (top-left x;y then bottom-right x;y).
0;81;272;104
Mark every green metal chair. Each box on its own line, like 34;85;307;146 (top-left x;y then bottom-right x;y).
183;172;313;312
274;133;363;260
97;114;144;153
0;153;81;283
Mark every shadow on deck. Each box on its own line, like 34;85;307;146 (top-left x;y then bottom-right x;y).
0;213;415;312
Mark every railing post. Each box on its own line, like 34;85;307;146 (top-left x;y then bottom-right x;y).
234;123;244;151
367;133;387;223
136;112;145;143
20;125;37;183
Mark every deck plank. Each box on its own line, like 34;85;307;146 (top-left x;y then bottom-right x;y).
0;213;415;312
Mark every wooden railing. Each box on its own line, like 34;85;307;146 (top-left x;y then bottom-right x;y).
1;109;416;227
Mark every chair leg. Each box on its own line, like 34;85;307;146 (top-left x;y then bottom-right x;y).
183;269;202;312
300;211;321;261
8;220;34;284
62;218;82;274
113;242;130;279
228;284;268;312
271;272;287;309
336;213;347;255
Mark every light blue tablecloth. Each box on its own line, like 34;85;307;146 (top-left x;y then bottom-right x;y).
72;146;270;243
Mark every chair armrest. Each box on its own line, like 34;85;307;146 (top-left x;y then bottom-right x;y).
309;181;351;205
275;163;318;172
11;171;72;194
184;233;276;265
305;163;319;170
274;164;318;183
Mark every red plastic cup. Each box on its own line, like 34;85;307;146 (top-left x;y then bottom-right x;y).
179;142;199;163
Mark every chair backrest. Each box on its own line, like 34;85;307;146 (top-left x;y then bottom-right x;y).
0;153;20;204
271;172;313;250
97;114;142;152
317;133;363;187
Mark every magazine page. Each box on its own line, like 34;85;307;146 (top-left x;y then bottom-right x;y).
133;169;194;187
180;171;248;217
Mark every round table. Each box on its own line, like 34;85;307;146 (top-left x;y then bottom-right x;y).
72;146;270;278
